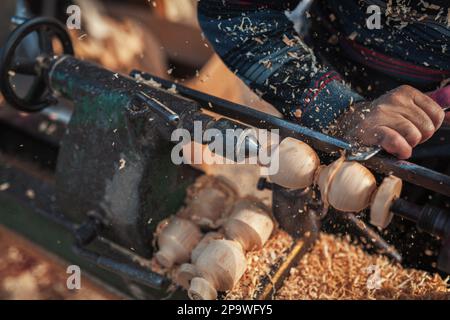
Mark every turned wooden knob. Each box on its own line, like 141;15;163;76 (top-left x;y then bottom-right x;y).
317;159;377;212
180;176;237;228
175;263;199;290
188;239;247;300
268;137;320;190
187;188;229;227
315;157;345;207
224;198;274;251
189;277;218;300
370;175;402;229
155;217;202;268
191;232;224;264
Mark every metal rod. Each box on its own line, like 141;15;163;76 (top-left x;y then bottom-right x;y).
391;198;450;239
134;91;180;125
391;198;422;224
131;70;450;197
343;212;402;262
73;245;170;291
72;219;171;291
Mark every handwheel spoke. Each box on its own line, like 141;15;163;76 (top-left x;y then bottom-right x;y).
24;77;47;103
11;58;37;76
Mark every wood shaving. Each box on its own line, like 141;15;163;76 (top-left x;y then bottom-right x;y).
151;226;449;300
276;233;449;300
119;159;126;171
225;230;294;300
25;189;35;200
0;183;10;192
150;174;449;300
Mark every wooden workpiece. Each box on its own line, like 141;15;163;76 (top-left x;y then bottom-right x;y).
267;137;320;190
370;175;403;229
188;239;247;300
224;198;274;252
161;138;406;299
155;217;202;268
175;263;199;290
179;176;237;229
315;157;345;207
191;232;225;264
316;158;377;212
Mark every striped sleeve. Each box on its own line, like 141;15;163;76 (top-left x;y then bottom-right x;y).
197;0;364;131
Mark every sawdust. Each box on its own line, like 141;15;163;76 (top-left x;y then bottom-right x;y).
143;221;449;300
225;230;294;300
149;173;449;300
276;233;450;300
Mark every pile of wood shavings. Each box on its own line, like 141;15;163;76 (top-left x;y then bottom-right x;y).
149;228;294;299
150;227;449;300
225;230;293;300
147;173;449;300
276;233;449;300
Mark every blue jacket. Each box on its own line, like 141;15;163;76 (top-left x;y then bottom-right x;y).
198;0;450;131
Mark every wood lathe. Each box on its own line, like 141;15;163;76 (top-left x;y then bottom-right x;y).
0;17;449;300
